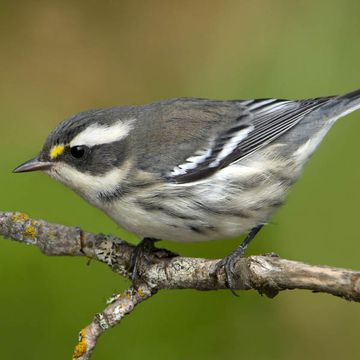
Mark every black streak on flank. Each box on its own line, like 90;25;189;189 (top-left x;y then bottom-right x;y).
222;210;252;219
136;201;196;221
188;225;217;234
193;201;252;219
189;225;205;234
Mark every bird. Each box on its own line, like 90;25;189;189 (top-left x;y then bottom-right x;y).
13;88;360;289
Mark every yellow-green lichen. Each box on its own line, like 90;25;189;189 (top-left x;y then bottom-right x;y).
11;213;29;222
23;225;36;239
137;288;145;298
73;329;87;359
46;230;58;241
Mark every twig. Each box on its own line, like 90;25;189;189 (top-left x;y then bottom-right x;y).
1;211;360;359
73;285;153;360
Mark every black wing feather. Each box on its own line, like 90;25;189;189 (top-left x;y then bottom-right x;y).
168;97;332;183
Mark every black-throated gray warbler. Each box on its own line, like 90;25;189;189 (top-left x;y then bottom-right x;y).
14;88;360;288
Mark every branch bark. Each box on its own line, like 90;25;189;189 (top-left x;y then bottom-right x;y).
1;211;360;359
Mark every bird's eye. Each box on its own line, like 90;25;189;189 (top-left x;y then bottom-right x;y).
70;146;86;159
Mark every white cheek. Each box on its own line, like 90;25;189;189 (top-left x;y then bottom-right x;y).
48;162;130;204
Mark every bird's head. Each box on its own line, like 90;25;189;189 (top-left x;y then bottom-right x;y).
13;108;136;203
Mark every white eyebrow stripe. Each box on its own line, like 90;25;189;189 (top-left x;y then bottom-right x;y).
70;119;135;147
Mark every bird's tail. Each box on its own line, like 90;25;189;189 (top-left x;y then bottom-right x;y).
288;88;360;162
319;88;360;121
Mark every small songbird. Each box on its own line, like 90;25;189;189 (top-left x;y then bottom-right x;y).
14;88;360;288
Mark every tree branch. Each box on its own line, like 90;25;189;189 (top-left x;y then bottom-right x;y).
1;211;360;359
73;284;153;360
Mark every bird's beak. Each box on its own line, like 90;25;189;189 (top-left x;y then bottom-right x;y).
13;156;53;173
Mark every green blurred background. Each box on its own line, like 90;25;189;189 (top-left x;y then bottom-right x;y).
0;1;359;359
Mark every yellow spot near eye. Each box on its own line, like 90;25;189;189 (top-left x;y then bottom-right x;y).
50;144;65;159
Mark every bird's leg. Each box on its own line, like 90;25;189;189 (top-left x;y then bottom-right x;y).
130;237;158;284
217;224;264;292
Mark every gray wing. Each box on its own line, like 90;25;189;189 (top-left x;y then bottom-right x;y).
131;97;332;182
156;96;333;183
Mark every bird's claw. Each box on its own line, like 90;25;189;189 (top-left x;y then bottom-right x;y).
215;255;240;296
130;238;178;285
130;238;156;285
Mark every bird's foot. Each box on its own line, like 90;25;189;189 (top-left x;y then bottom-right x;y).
215;224;264;295
215;249;246;296
130;238;178;286
130;237;157;285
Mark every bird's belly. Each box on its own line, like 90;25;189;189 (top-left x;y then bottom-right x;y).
102;159;296;242
105;200;259;242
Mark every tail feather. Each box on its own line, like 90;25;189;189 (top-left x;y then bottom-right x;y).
324;88;360;120
338;87;360;102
